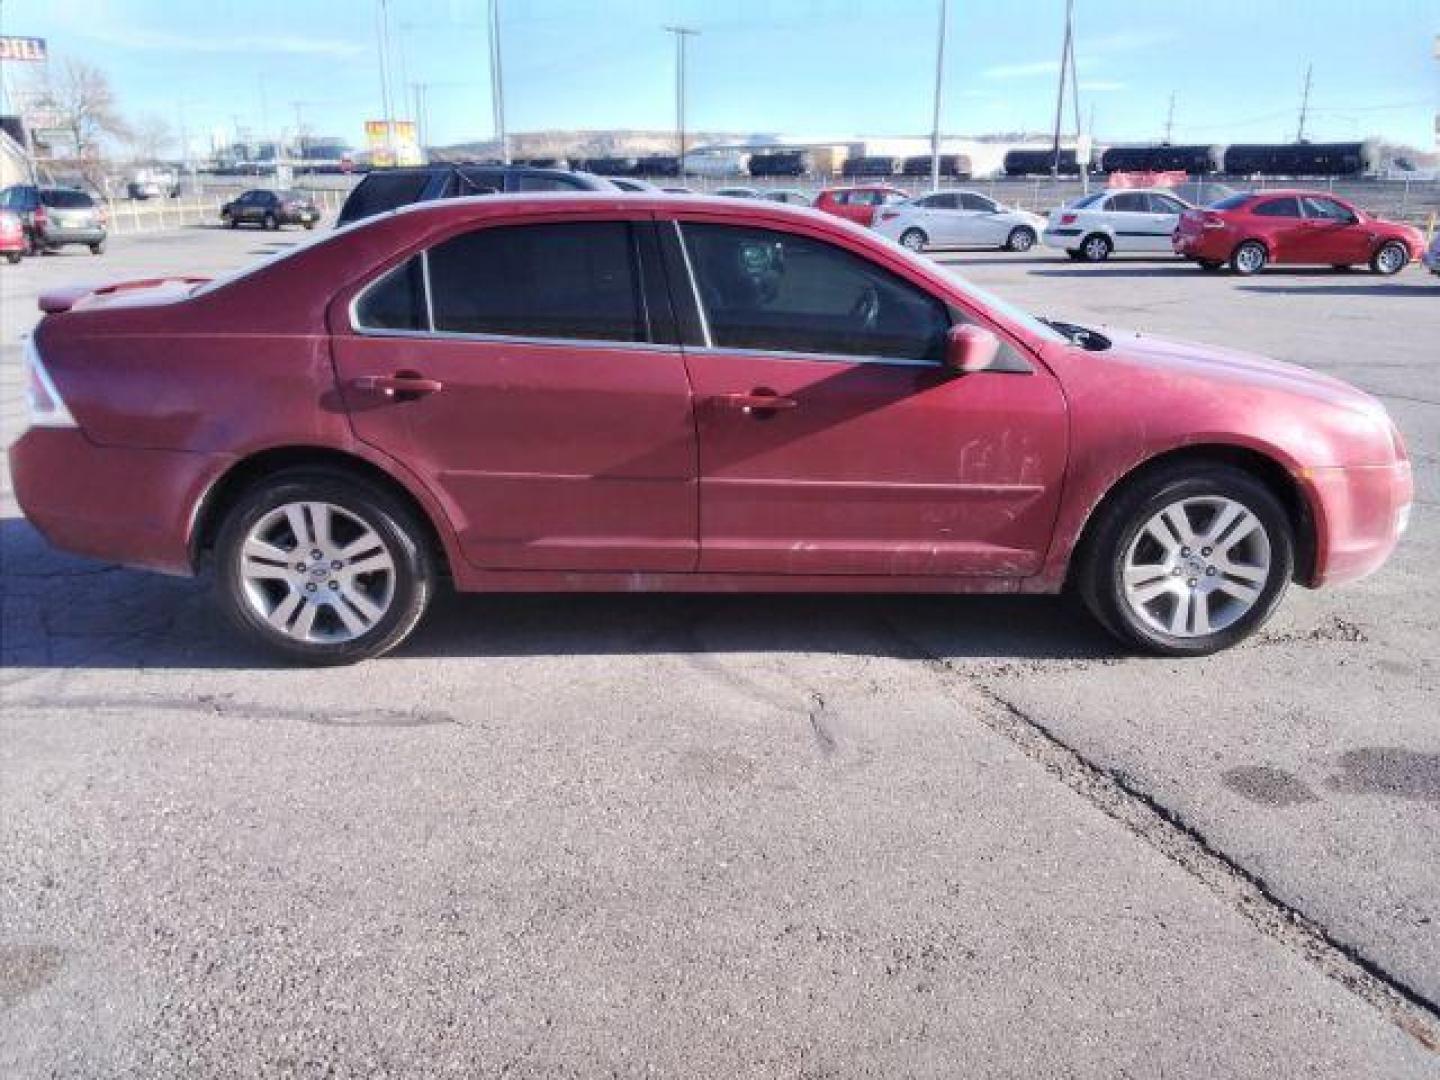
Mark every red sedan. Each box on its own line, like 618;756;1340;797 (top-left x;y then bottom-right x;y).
1173;189;1424;275
813;185;910;227
10;195;1412;663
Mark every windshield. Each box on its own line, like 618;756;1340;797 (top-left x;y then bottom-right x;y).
41;189;95;208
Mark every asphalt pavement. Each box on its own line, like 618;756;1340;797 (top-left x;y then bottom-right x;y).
2;222;1437;1077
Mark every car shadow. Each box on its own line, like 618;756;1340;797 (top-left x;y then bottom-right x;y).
0;516;1116;672
1236;283;1440;297
1026;265;1214;279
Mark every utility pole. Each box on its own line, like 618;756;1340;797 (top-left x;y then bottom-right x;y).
375;0;397;163
1048;0;1074;177
1164;92;1175;142
489;0;509;163
1296;62;1312;142
664;26;700;176
928;0;948;192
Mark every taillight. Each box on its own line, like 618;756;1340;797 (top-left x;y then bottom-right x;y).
1203;213;1226;230
23;336;78;429
1060;212;1077;225
33;205;48;227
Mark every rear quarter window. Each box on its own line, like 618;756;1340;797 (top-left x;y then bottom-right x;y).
338;172;431;223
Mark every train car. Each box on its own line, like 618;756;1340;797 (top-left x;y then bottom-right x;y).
748;151;811;177
1220;141;1375;177
586;156;639;177
1004;148;1081;176
1100;144;1222;175
899;154;972;178
635;155;681;177
840;155;898;178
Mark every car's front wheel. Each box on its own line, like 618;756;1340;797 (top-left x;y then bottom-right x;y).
263;213;279;231
1005;226;1036;252
214;469;435;664
898;228;927;252
1076;463;1293;656
1371;241;1408;276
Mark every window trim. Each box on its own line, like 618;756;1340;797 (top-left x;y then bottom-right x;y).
348;218;661;350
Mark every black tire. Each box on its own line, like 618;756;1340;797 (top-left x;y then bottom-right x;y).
303;221;316;230
4;251;20;265
1197;259;1223;272
1065;249;1084;261
224;213;237;229
898;228;928;253
1370;241;1408;276
263;213;279;231
1075;463;1294;657
1079;233;1111;262
1005;226;1036;252
1230;240;1267;275
214;468;436;665
89;241;104;255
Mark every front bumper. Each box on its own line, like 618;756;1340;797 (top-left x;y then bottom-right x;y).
1304;460;1413;587
9;427;228;577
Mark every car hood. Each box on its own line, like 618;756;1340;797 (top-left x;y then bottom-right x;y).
1095;329;1388;421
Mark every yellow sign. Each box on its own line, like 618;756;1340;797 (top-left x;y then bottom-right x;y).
364;120;423;167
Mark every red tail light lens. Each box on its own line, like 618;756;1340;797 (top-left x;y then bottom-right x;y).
1203;213;1226;230
33;205;48;227
1060;213;1077;225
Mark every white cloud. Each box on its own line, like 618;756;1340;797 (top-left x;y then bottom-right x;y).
1079;80;1127;92
86;26;365;59
981;60;1061;80
980;27;1177;81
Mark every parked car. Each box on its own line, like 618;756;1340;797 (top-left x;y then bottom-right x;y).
608;176;661;193
1042;188;1193;261
1;209;26;263
11;194;1411;663
221;189;322;230
1173;190;1425;275
814;185;910;227
1162;181;1236;208
1423;230;1440;276
714;186;761;199
874;190;1045;252
662;186;696;194
760;189;812;206
336;164;618;225
0;185;107;255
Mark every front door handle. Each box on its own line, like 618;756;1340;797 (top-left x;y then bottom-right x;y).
351;374;445;399
716;389;798;416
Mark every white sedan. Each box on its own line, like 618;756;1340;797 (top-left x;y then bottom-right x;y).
873;190;1046;253
1041;188;1193;261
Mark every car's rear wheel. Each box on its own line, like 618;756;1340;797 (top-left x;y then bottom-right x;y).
1371;241;1408;276
215;469;435;664
89;241;104;255
1231;240;1267;275
1005;226;1036;252
263;213;279;231
899;228;927;252
1076;463;1293;656
1080;233;1111;262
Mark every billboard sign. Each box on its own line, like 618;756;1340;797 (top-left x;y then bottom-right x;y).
0;36;48;63
364;120;423;167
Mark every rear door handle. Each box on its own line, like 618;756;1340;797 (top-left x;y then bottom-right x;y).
716;390;798;415
351;374;444;398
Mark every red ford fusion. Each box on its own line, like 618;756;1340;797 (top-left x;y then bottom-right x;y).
1173;189;1424;275
10;194;1412;663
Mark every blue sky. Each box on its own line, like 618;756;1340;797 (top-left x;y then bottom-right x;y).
4;0;1437;152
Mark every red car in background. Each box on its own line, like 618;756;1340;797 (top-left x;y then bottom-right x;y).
10;194;1411;663
0;209;25;263
1174;190;1424;275
813;185;910;226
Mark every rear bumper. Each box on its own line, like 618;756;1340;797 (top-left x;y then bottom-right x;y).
1042;227;1081;248
1172;232;1228;259
37;225;106;246
8;427;227;577
1305;461;1413;587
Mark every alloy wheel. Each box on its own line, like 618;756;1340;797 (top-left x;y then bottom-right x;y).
238;501;397;644
1120;495;1271;638
1375;244;1405;274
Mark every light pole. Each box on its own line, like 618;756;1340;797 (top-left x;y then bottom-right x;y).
928;0;948;192
664;26;700;176
489;0;509;163
375;0;397;163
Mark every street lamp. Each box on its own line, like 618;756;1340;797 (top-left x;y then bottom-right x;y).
929;0;948;192
664;26;700;176
489;0;508;164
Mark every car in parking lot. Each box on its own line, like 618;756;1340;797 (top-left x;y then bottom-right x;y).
1042;188;1192;261
336;164;617;225
221;189;322;230
0;184;108;255
874;190;1045;252
761;189;813;206
714;186;761;199
1;209;26;263
1173;190;1425;275
814;185;910;227
10;193;1412;664
1424;230;1440;276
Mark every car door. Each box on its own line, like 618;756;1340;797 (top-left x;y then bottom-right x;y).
668;217;1068;577
1250;197;1306;262
1105;192;1151;251
1145;193;1189;249
330;214;698;572
958;192;1007;245
907;194;950;244
1295;195;1370;265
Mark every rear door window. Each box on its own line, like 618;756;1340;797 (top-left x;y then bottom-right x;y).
1254;197;1301;218
1108;193;1147;213
426;221;646;342
959;193;997;212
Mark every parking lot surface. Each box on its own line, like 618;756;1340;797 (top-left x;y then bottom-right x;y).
2;223;1438;1077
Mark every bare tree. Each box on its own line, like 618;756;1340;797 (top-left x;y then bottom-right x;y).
128;113;173;164
28;58;130;183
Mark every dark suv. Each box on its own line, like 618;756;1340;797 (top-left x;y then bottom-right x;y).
0;185;107;254
336;164;617;226
220;189;321;230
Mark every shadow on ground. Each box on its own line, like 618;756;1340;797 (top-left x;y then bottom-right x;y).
0;516;1114;671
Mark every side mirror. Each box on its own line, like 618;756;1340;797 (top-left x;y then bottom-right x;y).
945;324;1000;375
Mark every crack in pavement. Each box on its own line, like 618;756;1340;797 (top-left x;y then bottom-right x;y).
874;613;1440;1054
